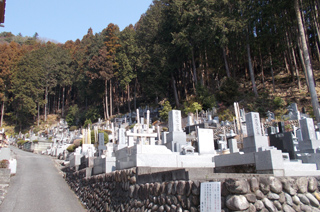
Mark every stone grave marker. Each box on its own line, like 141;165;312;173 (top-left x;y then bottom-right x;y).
198;128;215;155
118;128;127;150
300;118;316;141
98;133;106;157
165;110;187;152
298;118;320;152
228;139;239;153
246;112;261;137
278;122;285;133
243;112;269;153
169;110;182;132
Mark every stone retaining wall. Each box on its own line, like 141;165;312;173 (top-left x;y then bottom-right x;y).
65;168;320;211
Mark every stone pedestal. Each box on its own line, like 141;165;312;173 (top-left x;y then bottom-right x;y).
93;157;116;175
228;139;239;153
69;153;82;170
243;135;269;153
165;131;187;152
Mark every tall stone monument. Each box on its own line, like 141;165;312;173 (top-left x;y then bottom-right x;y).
197;128;216;155
243;112;269;153
298;118;320;153
165;110;187;152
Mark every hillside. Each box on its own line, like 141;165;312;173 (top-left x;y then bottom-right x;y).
234;62;320;121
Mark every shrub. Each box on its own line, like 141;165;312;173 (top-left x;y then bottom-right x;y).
84;107;100;123
0;160;9;168
196;84;216;110
218;108;234;122
105;130;112;134
32;140;39;144
216;77;240;106
67;144;76;152
100;130;109;144
17;140;28;146
66;105;79;126
159;101;172;122
183;102;202;115
69;126;78;131
90;130;109;144
73;139;81;147
162;127;168;132
273;96;285;108
33;126;41;134
83;119;92;128
129;124;136;129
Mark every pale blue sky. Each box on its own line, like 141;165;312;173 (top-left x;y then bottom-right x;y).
1;0;153;43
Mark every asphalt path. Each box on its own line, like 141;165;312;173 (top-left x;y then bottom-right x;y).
0;146;87;212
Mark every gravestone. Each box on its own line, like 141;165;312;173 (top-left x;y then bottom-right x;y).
296;129;303;143
161;132;168;144
197;128;215;155
278;122;285;133
165;110;187;152
98;133;106;157
267;126;276;136
269;131;297;160
117;128;127;150
300;118;316;140
298;118;320;152
243;112;269;153
187;114;194;126
291;103;300;120
228;139;239;153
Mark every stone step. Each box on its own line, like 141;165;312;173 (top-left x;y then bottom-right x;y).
284;169;320;176
284;161;317;171
0;184;9;190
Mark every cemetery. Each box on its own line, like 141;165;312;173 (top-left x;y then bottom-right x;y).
5;102;320;211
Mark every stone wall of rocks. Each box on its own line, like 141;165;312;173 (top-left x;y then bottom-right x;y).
65;168;320;212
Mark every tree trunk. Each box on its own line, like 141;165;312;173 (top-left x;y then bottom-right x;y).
45;86;48;122
62;86;65;117
0;99;4;128
269;52;276;93
53;88;56;114
295;0;320;122
57;87;60;114
0;86;5;128
66;86;72;107
134;77;137;111
297;34;309;89
37;102;40;126
291;46;302;91
285;31;295;81
199;53;205;86
259;47;265;89
284;52;291;75
222;46;231;78
0;101;4;128
205;48;210;88
315;40;320;61
171;73;180;108
105;80;109;120
247;32;259;97
103;99;106;120
127;84;131;113
109;79;113;118
191;47;197;92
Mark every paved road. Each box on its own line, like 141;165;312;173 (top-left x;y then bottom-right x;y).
0;147;87;212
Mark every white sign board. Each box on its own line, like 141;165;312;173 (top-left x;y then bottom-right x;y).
200;182;221;212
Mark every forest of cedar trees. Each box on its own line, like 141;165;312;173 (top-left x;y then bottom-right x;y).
0;0;320;131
